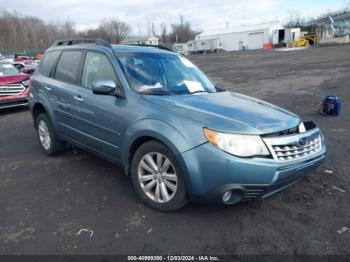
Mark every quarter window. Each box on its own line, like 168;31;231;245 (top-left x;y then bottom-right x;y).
39;51;61;77
54;51;83;85
82;52;117;90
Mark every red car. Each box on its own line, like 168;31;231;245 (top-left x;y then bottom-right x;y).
13;60;36;74
14;54;31;62
0;61;31;109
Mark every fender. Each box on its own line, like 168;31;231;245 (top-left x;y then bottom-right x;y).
121;118;203;191
33;90;58;132
122;118;195;162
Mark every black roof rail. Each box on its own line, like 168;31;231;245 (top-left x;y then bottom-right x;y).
51;38;112;48
126;44;174;52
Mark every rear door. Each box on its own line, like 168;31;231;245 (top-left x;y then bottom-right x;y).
51;50;85;139
33;50;61;122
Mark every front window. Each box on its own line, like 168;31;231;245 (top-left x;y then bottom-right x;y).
82;52;118;89
115;52;216;95
0;63;19;76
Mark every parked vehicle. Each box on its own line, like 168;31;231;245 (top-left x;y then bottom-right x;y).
14;54;31;62
29;39;326;211
0;61;31;109
13;60;36;74
187;38;222;54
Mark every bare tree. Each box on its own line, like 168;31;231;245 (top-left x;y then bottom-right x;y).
168;15;198;43
0;10;132;52
96;19;130;43
151;22;156;37
61;21;75;38
285;11;305;28
160;22;168;44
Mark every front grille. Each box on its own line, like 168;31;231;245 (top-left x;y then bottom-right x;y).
263;128;323;162
0;84;25;96
272;135;322;161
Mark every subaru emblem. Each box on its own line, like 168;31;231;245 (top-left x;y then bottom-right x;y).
298;137;308;146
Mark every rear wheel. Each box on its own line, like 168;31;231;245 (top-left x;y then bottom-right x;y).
131;141;188;211
36;113;65;156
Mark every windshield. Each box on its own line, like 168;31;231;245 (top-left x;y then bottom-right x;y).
0;63;19;76
115;52;216;95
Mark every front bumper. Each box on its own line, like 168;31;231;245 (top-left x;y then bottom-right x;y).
0;99;29;109
180;134;326;204
0;87;30;109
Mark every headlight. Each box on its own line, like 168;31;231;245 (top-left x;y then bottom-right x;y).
204;128;270;157
22;79;30;87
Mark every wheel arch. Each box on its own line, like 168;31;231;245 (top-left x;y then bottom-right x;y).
32;103;47;127
31;99;57;132
125;132;193;198
122;119;194;180
125;133;182;173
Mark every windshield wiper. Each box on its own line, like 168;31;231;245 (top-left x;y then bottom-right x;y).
190;90;208;94
139;90;173;96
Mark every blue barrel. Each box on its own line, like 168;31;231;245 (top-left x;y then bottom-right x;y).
323;96;341;116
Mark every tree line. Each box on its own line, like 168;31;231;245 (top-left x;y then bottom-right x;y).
0;10;199;52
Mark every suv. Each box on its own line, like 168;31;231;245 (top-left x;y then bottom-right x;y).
0;61;31;109
29;39;326;211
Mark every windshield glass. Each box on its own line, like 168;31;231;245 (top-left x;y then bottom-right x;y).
115;52;216;95
0;63;19;76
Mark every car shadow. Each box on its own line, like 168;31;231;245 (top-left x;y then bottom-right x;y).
0;106;29;116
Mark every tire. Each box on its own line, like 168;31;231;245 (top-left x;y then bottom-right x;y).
36;113;65;156
131;140;188;212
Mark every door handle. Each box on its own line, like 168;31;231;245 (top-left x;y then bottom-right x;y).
44;86;52;91
73;95;84;102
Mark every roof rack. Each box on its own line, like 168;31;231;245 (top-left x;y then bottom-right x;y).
126;44;173;52
51;38;112;48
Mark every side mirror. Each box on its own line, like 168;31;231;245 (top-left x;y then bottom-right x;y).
92;80;124;97
215;85;226;92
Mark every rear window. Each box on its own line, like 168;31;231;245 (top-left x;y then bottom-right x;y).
39;51;61;77
54;51;83;85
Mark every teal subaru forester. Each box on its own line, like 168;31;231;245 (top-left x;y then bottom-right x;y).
29;39;326;211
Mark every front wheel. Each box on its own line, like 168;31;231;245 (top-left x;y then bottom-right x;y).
131;141;188;211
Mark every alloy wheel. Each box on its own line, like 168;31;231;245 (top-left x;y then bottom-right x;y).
138;152;178;203
38;120;51;150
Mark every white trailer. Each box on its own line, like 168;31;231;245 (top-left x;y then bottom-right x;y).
172;43;189;55
187;38;222;54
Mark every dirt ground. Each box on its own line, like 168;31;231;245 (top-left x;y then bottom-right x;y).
0;44;349;255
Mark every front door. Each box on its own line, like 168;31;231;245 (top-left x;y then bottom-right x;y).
71;51;125;161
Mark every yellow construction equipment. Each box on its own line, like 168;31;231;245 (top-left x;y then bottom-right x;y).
291;34;317;47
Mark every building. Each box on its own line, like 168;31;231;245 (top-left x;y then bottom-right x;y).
272;28;301;47
193;22;283;52
172;43;190;55
312;11;350;39
120;36;159;46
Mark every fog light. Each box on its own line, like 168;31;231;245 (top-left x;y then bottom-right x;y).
222;191;232;203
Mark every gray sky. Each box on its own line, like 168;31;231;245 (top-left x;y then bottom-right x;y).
1;0;347;35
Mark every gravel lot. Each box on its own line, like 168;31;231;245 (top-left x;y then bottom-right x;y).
1;44;349;255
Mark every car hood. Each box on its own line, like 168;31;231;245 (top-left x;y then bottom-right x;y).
142;91;300;135
0;74;30;85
